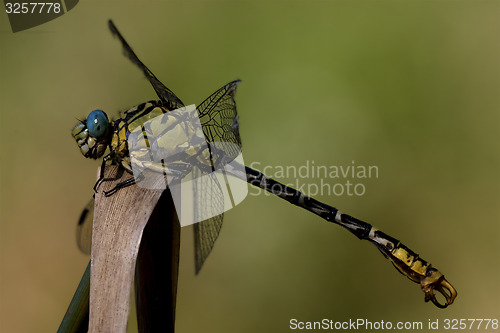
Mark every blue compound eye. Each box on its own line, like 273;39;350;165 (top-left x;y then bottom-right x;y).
86;110;109;138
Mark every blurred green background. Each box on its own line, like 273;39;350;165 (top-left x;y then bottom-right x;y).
0;1;498;332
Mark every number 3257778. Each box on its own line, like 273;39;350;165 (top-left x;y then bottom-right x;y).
5;2;61;14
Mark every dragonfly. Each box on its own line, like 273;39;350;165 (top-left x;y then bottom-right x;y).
73;20;457;308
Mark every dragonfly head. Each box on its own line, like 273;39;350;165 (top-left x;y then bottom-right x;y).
72;110;111;159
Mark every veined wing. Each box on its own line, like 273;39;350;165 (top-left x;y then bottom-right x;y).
182;81;243;273
193;168;225;274
125;82;242;273
108;20;184;110
76;199;94;255
105;21;239;273
197;80;242;166
194;215;224;274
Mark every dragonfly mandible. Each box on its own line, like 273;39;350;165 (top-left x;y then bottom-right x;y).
72;20;457;308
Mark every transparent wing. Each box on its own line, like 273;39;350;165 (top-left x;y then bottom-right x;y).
108;20;184;110
76;198;94;255
193;170;225;274
197;80;242;165
191;80;243;273
194;215;224;274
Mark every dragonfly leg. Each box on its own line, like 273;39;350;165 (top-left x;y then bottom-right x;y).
103;176;137;197
94;152;115;192
93;160;106;192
